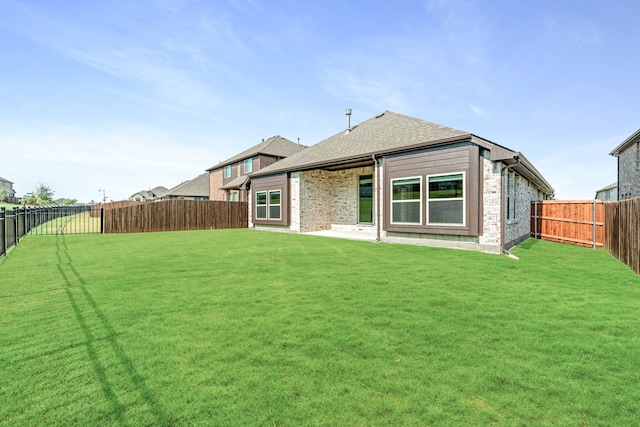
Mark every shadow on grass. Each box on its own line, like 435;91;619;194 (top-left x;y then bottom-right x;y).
55;235;170;426
516;237;542;251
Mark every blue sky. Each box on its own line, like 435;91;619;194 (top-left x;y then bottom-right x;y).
1;0;638;202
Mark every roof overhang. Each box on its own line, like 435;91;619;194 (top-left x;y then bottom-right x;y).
610;128;640;157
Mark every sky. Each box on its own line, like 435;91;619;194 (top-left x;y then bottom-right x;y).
1;0;638;203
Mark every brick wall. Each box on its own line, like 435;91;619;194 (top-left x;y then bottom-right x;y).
209;170;226;201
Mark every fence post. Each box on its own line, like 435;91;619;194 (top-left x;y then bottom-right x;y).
534;200;538;239
592;200;597;249
100;205;104;234
0;208;5;258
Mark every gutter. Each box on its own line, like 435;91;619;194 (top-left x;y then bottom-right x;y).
372;154;381;242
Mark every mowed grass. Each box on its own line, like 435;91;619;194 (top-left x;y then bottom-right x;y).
1;230;639;426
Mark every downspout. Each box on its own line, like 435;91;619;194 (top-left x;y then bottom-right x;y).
500;156;520;255
372;154;381;242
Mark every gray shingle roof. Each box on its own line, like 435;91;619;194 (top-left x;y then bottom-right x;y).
251;111;471;176
206;135;305;171
250;110;554;196
163;173;209;197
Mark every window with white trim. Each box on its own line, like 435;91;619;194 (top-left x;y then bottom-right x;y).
506;172;516;220
427;173;465;225
255;190;281;220
244;158;253;174
269;190;281;220
391;177;421;224
256;191;267;219
224;165;231;178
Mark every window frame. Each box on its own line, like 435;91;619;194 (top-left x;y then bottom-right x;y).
390;176;422;225
224;165;232;179
244;158;253;174
255;191;267;220
268;190;281;220
358;173;374;224
426;171;466;227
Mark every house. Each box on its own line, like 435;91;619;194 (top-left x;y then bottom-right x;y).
248;111;554;254
0;176;16;200
595;183;618;201
129;186;169;202
206;135;305;202
156;173;210;201
609;128;640;200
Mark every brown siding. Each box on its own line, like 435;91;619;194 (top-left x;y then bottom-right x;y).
222;164;238;187
251;173;289;226
383;143;481;236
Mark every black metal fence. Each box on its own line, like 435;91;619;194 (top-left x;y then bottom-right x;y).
0;205;99;259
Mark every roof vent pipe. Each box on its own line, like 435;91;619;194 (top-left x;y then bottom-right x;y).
345;108;352;134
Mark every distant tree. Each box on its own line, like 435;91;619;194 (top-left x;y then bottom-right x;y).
63;198;78;205
33;183;55;205
0;188;8;201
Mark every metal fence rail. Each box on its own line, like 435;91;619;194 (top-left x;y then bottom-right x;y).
0;205;97;259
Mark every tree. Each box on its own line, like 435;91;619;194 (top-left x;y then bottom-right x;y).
33;183;55;205
63;198;78;205
0;188;8;201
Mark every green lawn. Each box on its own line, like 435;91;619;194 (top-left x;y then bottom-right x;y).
1;230;639;426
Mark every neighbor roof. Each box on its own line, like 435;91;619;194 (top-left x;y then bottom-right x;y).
0;177;13;183
610;128;640;157
252;110;554;195
206;135;305;171
163;173;209;197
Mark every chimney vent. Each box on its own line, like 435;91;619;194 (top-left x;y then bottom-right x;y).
345;108;352;134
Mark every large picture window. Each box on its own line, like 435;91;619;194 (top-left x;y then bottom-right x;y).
428;173;465;225
256;190;281;220
391;177;421;224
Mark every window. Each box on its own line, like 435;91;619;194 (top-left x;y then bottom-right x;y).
244;158;253;174
224;165;231;178
391;177;421;224
269;190;281;220
256;191;267;219
229;191;239;202
506;172;516;220
428;173;464;225
359;174;373;223
255;190;280;220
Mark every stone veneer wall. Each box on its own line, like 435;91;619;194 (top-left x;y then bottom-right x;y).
479;155;502;249
503;168;544;249
618;142;640;200
299;170;332;232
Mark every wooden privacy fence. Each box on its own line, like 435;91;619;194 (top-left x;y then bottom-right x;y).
102;200;248;233
531;200;604;248
90;200;144;217
604;198;640;274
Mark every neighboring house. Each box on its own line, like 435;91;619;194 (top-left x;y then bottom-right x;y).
129;186;169;202
595;183;618;201
0;176;15;197
156;173;210;201
248;111;554;254
609;128;640;200
206;135;305;202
